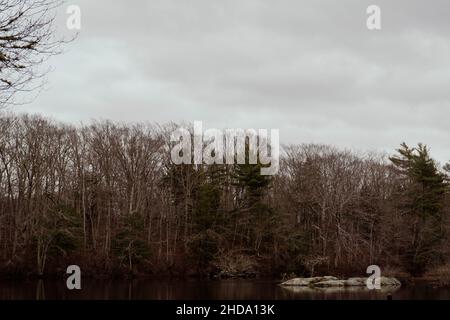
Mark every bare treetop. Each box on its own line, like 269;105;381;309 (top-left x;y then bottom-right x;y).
0;0;66;106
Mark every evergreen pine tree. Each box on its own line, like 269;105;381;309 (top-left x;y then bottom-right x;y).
390;143;448;275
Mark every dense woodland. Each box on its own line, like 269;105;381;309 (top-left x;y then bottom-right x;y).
1;0;450;281
0;112;449;279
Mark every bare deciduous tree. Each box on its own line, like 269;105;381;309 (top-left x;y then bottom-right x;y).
0;0;66;106
0;113;449;277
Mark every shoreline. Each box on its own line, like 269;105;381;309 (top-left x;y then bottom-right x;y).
0;273;449;288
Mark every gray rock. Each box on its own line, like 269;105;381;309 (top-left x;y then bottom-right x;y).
345;276;401;287
280;276;401;288
314;279;346;287
380;277;401;286
281;276;338;286
281;285;401;295
344;277;367;286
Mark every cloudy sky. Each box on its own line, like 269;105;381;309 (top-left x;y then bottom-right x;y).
16;0;450;163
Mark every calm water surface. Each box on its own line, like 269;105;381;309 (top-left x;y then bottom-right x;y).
0;279;449;300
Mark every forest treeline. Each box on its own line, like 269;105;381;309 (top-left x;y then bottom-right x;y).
0;113;449;279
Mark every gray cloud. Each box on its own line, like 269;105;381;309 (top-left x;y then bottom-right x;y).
16;0;450;163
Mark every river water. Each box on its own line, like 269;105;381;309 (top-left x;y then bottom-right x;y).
0;279;449;300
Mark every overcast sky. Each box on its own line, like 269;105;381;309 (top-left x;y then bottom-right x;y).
16;0;450;163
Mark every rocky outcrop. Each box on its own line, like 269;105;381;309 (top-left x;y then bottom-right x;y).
281;276;401;288
344;277;366;286
379;277;401;286
314;279;346;287
281;285;401;295
281;276;338;286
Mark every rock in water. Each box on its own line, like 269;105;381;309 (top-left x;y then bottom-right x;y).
280;276;401;288
314;279;346;287
344;277;367;286
281;276;338;286
379;277;401;286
